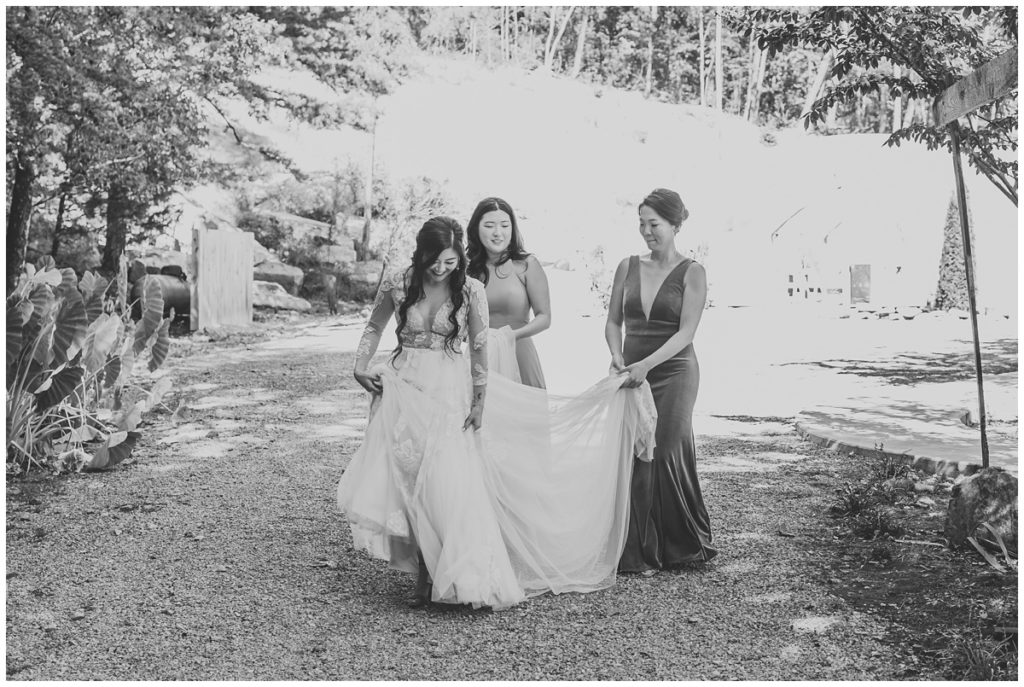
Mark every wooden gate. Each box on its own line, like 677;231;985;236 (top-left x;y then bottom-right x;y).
190;228;254;330
849;264;871;304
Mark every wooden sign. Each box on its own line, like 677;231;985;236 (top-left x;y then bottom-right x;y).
933;47;1017;126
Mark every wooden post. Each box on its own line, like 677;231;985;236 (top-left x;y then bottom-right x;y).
931;47;1017;469
948;122;989;467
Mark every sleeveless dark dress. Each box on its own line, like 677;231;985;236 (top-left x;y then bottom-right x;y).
619;256;717;571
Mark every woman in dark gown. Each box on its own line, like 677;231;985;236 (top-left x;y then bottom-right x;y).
605;188;717;573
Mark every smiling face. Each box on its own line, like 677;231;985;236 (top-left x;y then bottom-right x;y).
424;247;460;284
479;209;513;258
638;204;677;251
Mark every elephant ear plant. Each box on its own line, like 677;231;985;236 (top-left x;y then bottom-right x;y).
6;255;174;474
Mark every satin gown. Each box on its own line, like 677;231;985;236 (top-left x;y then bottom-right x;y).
619;256;717;571
482;258;546;389
337;271;658;609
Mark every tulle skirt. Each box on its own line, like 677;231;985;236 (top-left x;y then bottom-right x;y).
337;333;656;609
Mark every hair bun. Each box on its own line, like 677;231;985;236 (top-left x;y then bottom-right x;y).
640;188;688;226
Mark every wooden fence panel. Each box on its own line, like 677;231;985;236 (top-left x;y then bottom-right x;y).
191;228;254;330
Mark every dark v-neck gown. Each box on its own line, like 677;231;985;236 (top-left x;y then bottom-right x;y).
619;255;717;571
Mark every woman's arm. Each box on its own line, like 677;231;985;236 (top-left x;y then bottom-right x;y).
604;257;630;372
510;255;551;340
465;279;490;430
621;263;707;388
353;274;397;393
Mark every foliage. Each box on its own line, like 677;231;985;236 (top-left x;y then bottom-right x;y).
374;176;457;268
749;6;1018;205
6;256;172;475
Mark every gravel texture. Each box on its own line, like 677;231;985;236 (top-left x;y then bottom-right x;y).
7;324;927;680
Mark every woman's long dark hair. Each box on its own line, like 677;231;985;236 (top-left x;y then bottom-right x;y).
393;216;468;359
466;197;531;286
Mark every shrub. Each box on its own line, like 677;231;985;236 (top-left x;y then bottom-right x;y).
6;255;173;475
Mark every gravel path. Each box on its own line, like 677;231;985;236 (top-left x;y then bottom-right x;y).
7;324;917;680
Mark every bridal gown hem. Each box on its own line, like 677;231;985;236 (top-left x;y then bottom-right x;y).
337;272;657;610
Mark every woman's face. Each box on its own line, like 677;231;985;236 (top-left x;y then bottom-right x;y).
638;205;677;251
424;248;460;284
478;210;513;257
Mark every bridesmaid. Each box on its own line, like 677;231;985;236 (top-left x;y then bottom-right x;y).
466;197;551;388
606;188;717;573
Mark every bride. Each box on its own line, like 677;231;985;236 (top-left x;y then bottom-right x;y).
337;216;656;610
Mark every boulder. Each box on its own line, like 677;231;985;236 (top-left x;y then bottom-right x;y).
254;260;304;295
315;242;358;268
253;238;276;265
252;280;311;312
944;467;1017;555
345;260;386;289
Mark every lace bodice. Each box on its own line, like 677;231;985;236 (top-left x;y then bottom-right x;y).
355;270;490;387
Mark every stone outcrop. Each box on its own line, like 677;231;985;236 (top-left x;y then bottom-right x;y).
254;260;304;295
944;467;1017;555
252;280;311;312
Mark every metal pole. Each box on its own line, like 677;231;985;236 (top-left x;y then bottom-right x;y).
948;121;990;468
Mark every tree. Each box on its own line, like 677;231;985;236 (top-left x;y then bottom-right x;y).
751;6;1018;205
6;7;280;285
934;192;976;310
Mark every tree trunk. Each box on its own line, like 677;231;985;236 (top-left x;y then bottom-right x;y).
644;6;656;98
802;50;835;119
877;84;890;133
714;9;723;111
499;6;506;62
747;47;768;123
543;7;557;69
511;6;518;62
891;65;903;131
360;116;377;261
6;152;34;295
102;182;130;277
698;7;706;107
569;8;588;78
544;6;575;70
51;190;68;257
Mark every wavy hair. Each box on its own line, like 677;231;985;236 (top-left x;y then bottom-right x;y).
393;216;468;359
466;197;531;286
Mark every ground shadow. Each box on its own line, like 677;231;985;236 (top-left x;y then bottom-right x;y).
784;338;1017;385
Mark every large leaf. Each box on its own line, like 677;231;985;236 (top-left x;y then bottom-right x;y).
53;290;88;364
23;284;56;345
133;276;164;356
148;316;172;372
31;304;57;368
114;402;144;432
82;313;122;374
34;363;84;411
102;355;122;389
86;430;141;470
56;268;78;299
114;336;136;390
7;302;26;379
79;271;109;324
148;376;173;408
116;254;129;313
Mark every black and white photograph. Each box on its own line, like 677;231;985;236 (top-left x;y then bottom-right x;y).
4;3;1019;681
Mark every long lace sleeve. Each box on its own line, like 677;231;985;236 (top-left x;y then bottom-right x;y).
467;278;489;395
355;273;397;372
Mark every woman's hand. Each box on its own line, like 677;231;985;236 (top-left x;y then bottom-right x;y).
354;367;383;394
609;352;626;375
500;325;518;342
463;404;484;432
619;361;650;388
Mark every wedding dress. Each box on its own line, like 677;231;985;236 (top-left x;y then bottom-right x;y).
337;271;656;609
